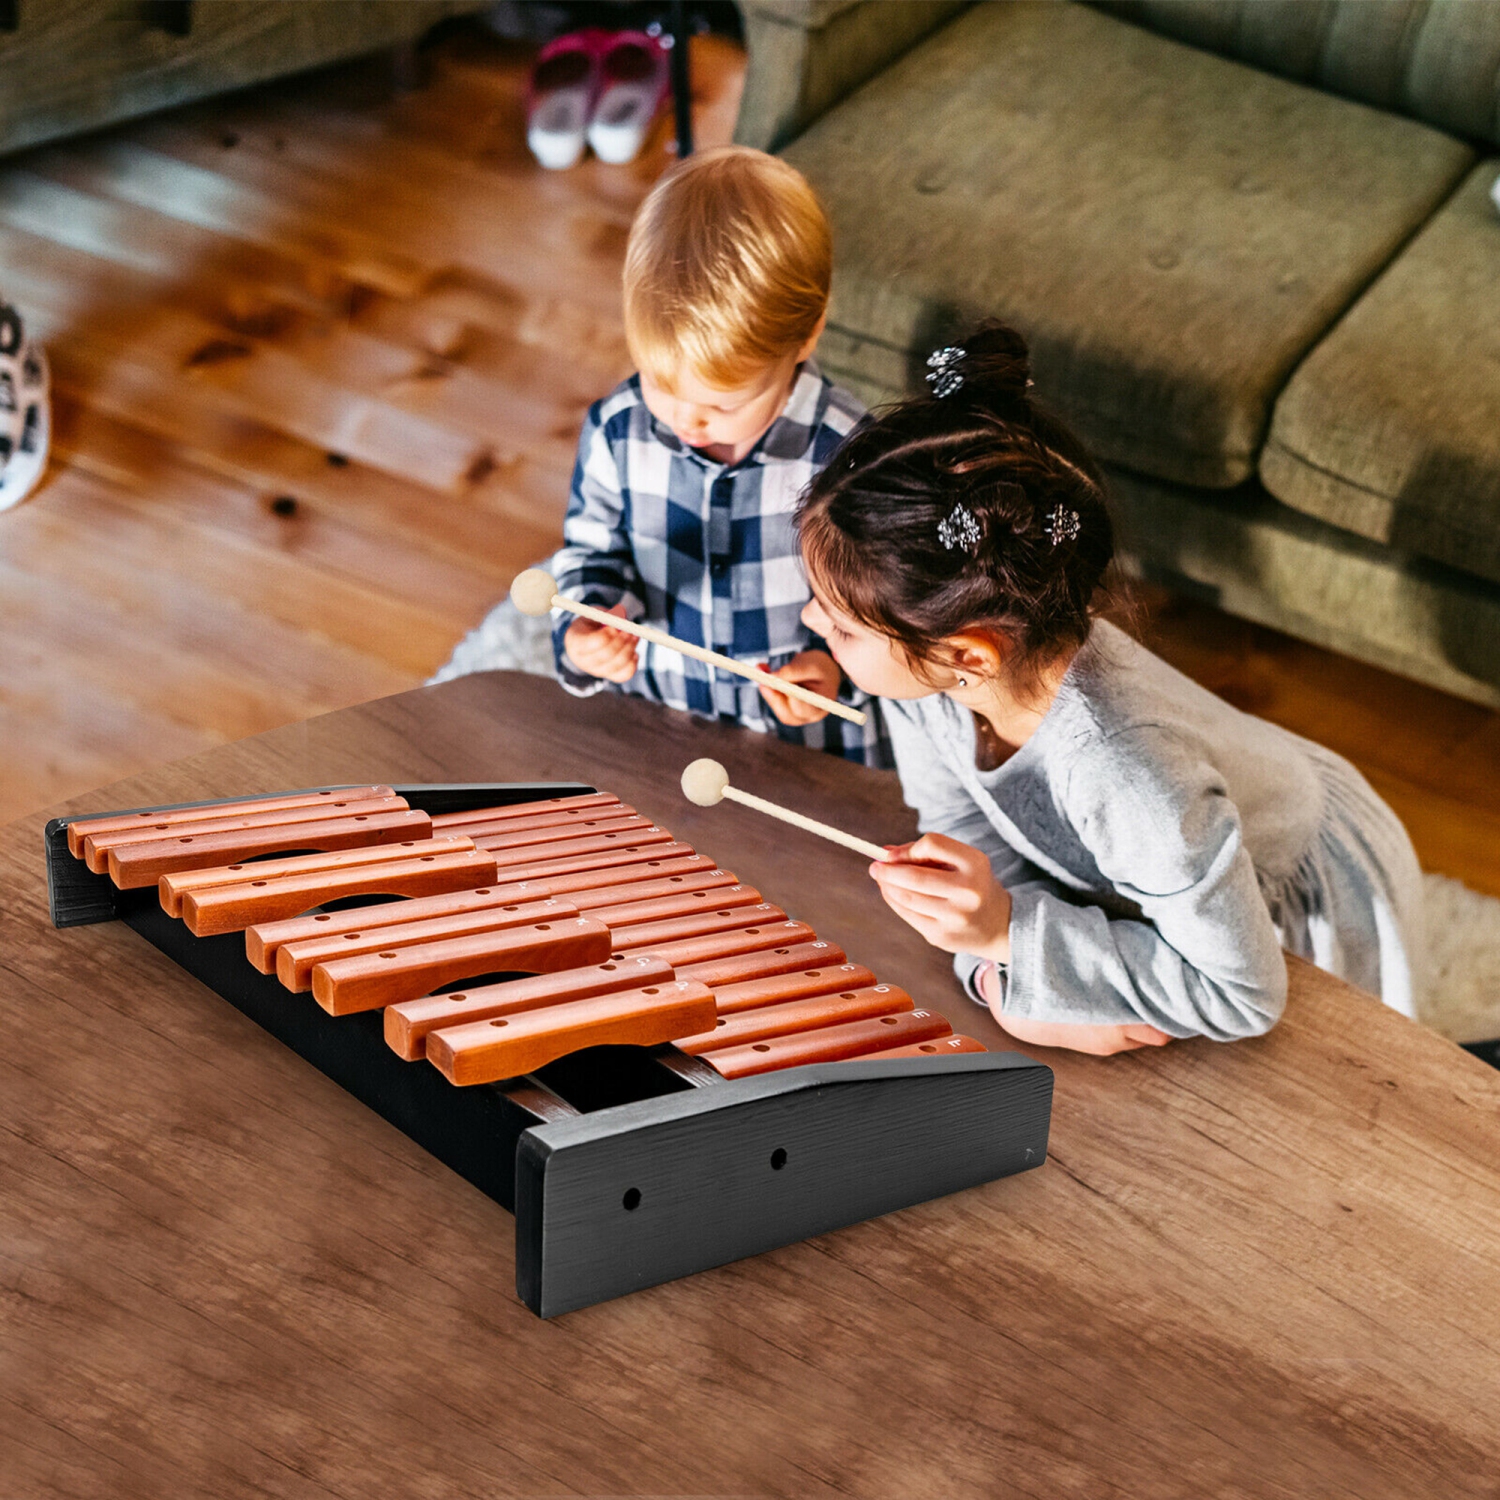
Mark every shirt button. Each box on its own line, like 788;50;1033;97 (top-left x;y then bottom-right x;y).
710;559;729;578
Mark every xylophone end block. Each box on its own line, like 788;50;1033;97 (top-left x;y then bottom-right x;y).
513;1050;1054;1317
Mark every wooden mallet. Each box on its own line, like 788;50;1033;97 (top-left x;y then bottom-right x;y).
681;759;890;862
511;568;867;727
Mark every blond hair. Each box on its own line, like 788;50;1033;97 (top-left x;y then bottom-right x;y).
623;145;832;390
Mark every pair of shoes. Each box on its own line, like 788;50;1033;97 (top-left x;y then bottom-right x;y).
526;28;671;170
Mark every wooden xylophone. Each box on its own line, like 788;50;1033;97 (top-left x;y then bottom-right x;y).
47;781;1052;1316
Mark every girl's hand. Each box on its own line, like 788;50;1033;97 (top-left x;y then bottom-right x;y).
757;649;840;726
974;963;1172;1055
870;832;1013;964
564;605;639;683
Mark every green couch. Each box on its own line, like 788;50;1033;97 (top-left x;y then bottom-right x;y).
735;0;1500;707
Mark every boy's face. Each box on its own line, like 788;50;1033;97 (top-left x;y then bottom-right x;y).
639;352;802;465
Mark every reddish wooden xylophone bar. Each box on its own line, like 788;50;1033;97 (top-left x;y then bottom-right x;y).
62;786;986;1088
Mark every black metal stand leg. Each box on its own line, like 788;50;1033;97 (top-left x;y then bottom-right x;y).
670;0;693;158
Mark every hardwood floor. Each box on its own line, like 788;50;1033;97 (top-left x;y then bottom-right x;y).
0;28;736;822
1;22;1497;902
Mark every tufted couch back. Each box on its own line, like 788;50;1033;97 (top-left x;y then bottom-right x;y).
1097;0;1500;145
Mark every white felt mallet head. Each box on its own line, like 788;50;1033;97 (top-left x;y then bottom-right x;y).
510;568;560;617
680;758;730;808
679;757;888;860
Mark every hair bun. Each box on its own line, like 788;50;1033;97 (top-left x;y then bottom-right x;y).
952;321;1032;406
921;323;1032;407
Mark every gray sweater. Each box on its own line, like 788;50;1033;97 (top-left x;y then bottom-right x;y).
883;621;1421;1039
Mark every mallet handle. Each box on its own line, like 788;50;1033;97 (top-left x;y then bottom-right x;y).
722;785;889;862
556;594;867;727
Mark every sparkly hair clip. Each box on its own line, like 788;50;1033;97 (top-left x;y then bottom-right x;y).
1048;503;1081;546
925;345;966;398
938;502;981;554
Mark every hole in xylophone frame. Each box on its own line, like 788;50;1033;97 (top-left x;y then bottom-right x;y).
622;1188;642;1211
770;1148;788;1171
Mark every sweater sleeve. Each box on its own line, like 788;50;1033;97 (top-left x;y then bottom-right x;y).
885;700;1070;1002
549;402;647;696
886;699;1022;871
1003;725;1288;1040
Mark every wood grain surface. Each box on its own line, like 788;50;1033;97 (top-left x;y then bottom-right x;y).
3;673;1499;1499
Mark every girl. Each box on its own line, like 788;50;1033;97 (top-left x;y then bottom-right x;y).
795;325;1423;1055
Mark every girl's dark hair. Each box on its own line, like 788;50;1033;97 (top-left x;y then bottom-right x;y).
796;322;1115;690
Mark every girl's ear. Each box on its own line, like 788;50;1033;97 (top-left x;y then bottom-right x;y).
946;631;1009;683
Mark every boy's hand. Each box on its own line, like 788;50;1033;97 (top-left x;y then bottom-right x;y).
974;962;1172;1055
563;605;639;683
756;649;841;726
870;832;1014;963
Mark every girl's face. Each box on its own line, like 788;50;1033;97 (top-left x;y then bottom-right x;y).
800;587;946;700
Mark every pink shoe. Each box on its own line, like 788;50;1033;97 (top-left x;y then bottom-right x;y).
587;30;671;166
526;29;607;170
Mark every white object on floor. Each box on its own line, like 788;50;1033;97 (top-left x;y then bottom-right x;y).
588;33;669;165
0;300;49;513
428;594;558;685
527;38;599;171
1419;872;1500;1045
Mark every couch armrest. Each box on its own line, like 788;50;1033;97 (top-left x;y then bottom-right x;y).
734;0;968;151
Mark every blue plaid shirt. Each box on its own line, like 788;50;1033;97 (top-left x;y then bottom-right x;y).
550;362;889;765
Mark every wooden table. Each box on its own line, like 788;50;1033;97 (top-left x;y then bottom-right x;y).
4;672;1499;1499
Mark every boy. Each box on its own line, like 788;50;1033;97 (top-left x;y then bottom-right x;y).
547;145;883;762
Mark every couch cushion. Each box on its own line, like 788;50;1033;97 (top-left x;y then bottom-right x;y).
1261;161;1500;585
1110;467;1500;710
1095;1;1500;149
783;0;1473;489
